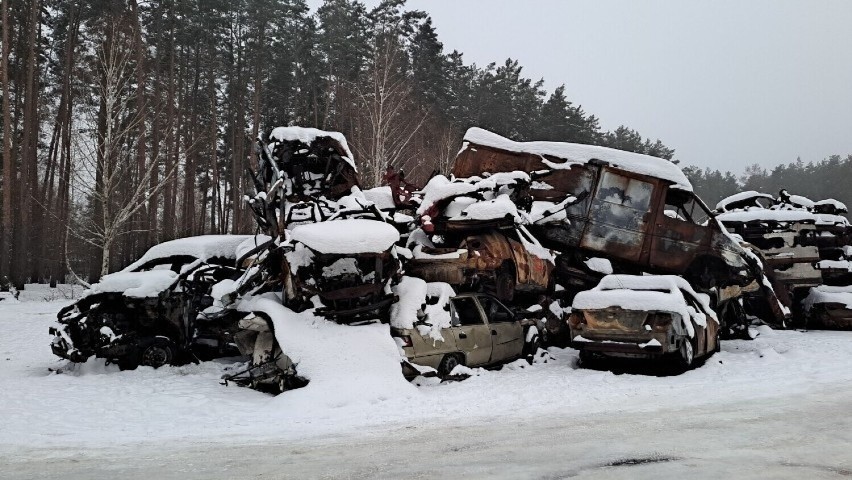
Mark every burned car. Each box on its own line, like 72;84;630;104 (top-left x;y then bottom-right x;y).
407;228;554;303
283;218;402;322
50;235;251;368
802;285;852;330
421;128;756;293
568;275;720;369
391;284;541;377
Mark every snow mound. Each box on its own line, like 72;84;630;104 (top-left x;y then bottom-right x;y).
238;295;416;410
448;193;520;222
362;186;397;210
124;235;253;272
463;127;692;191
269;126;356;170
86;270;179;298
291;219;400;254
814;198;848;213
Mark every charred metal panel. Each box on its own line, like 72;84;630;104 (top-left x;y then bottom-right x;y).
579;170;654;264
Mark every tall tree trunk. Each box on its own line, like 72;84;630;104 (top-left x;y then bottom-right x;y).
17;0;40;284
129;0;148;256
0;0;12;283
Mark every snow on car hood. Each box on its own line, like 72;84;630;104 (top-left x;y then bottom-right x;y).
123;235;253;272
291;219;400;254
85;270;180;298
462;127;692;191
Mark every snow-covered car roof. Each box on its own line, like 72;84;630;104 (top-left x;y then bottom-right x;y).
269;126;356;171
803;285;852;310
123;235;254;272
290;219;400;254
715;191;776;212
572;275;718;325
814;198;848;213
717;209;849;226
462;127;692;191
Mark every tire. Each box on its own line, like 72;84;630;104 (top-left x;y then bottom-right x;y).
524;334;541;364
578;349;597;367
438;354;463;377
494;265;516;303
678;337;696;370
139;338;176;369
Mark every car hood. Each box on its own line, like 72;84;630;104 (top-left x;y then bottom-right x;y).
84;270;180;299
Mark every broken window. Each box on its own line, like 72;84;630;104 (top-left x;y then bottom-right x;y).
664;190;712;226
452;297;483;326
478;296;515;323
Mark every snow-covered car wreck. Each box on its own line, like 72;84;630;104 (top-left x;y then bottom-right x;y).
50;235;251;368
243;127;406;322
433;128;755;292
569;275;720;369
285;219;402;321
716;191;852;326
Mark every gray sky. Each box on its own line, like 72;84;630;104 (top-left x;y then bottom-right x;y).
307;0;852;173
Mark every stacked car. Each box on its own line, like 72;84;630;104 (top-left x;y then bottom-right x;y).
716;190;852;328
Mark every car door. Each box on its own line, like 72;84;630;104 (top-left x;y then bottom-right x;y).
478;295;524;362
649;189;714;272
449;296;493;366
580;168;655;263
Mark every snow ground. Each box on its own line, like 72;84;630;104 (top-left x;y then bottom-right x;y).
2;294;852;478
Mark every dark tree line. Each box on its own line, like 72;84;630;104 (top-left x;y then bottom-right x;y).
0;0;676;286
685;155;852;210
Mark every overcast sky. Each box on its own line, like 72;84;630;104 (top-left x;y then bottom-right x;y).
306;0;852;173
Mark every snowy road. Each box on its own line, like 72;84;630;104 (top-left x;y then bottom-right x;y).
5;386;852;479
2;296;852;479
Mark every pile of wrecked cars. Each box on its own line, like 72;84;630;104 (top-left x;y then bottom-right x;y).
716;190;852;329
49;125;802;393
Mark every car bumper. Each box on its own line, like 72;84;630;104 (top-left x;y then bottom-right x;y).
571;332;674;358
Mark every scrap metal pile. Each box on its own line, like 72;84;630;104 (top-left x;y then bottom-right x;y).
52;125;838;395
715;190;852;328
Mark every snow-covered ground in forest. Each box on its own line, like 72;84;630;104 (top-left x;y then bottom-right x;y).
2;286;852;478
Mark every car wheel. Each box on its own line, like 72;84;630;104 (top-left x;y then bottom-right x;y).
525;334;541;364
678;337;696;370
139;338;175;369
438;354;463;377
578;349;596;367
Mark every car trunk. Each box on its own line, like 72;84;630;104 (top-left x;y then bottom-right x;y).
583;307;651;334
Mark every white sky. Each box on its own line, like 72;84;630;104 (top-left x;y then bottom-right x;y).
306;0;852;173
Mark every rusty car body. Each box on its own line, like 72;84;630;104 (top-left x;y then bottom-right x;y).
439;128;754;292
406;229;554;303
568;275;720;370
